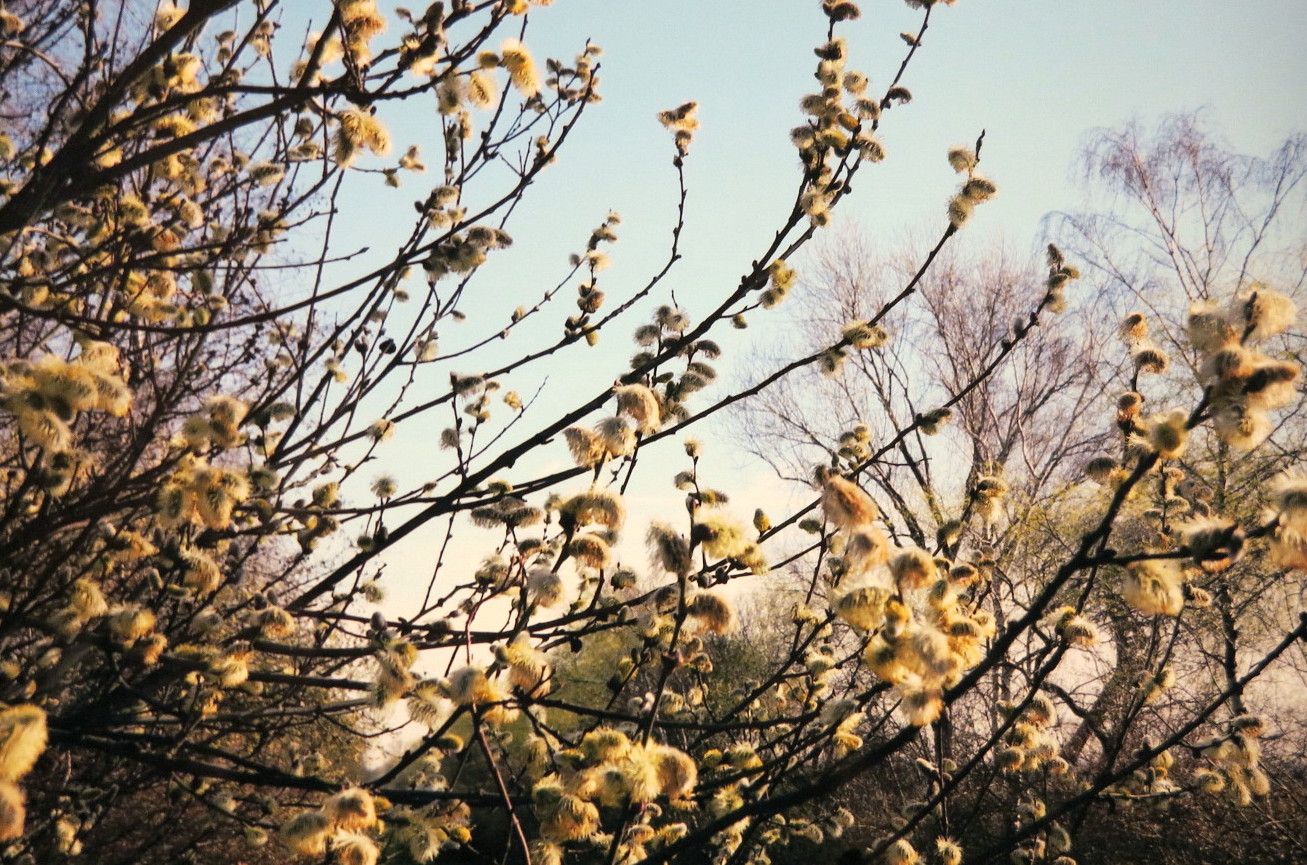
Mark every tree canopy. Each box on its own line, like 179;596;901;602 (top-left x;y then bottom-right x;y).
0;3;1303;865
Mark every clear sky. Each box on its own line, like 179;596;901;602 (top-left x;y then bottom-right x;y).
324;0;1307;619
502;0;1307;269
344;0;1307;381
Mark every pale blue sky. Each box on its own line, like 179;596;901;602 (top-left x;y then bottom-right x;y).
507;0;1307;266
344;0;1307;364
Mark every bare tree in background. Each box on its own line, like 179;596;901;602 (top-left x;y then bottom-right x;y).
736;229;1108;547
1043;115;1307;857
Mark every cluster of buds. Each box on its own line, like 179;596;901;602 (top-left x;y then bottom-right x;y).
280;787;384;862
1268;471;1307;570
792;30;883;181
0;343;130;456
530;728;696;857
1192;715;1271;806
657;102;699;158
0;705;49;841
994;694;1068;775
945;145;998;228
422;226;513;284
1043;244;1080;312
545;44;604;105
1193;287;1299;450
